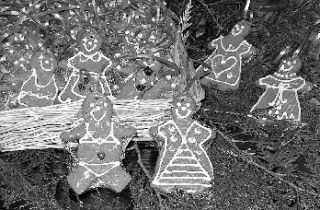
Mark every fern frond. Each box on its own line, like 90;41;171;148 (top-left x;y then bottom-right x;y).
179;0;193;43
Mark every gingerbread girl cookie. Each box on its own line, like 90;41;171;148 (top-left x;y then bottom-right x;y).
150;93;215;194
197;20;257;91
58;29;113;103
250;56;313;121
60;93;137;194
17;50;58;107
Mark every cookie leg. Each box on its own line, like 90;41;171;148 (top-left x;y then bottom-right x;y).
67;165;96;194
99;166;132;193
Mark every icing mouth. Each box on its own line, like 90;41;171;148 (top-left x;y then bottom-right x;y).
231;25;245;36
89;104;107;121
40;60;54;71
279;64;294;72
84;43;97;53
175;109;191;119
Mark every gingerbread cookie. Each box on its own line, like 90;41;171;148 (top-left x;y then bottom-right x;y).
60;93;137;194
58;29;113;103
17;50;58;107
150;93;215;194
197;21;257;91
250;56;313;121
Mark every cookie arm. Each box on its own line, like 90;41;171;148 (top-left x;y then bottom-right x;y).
113;122;137;140
60;123;86;143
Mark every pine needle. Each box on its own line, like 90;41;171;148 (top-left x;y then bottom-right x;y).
179;0;193;43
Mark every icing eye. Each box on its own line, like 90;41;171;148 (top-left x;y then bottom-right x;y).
90;102;95;108
177;102;181;107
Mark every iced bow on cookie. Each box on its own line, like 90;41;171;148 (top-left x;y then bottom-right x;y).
60;93;137;194
58;29;113;103
18;50;58;107
250;56;313;121
149;93;215;194
197;20;257;91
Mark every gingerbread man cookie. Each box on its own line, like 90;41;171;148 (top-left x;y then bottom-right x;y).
250;56;313;121
150;93;215;194
197;20;257;91
60;93;137;194
17;50;58;107
58;29;113;103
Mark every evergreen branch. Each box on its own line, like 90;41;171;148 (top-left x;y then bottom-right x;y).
216;129;320;199
195;0;223;30
0;158;62;210
179;0;193;43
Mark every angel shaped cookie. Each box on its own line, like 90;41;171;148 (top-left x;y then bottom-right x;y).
250;56;313;121
149;93;215;194
60;93;137;194
17;50;58;107
58;29;112;103
197;20;257;91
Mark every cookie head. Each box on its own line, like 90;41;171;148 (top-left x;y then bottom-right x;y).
231;21;251;37
277;57;302;77
82;93;113;122
171;93;196;121
31;50;57;72
135;67;156;91
79;30;102;54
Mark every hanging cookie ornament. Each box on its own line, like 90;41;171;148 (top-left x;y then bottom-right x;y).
250;49;313;122
196;0;257;91
150;93;215;194
17;50;58;107
60;93;137;194
58;29;113;103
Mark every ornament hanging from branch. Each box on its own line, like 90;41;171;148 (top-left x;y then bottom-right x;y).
249;21;320;122
196;0;257;91
250;55;313;122
150;93;215;194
